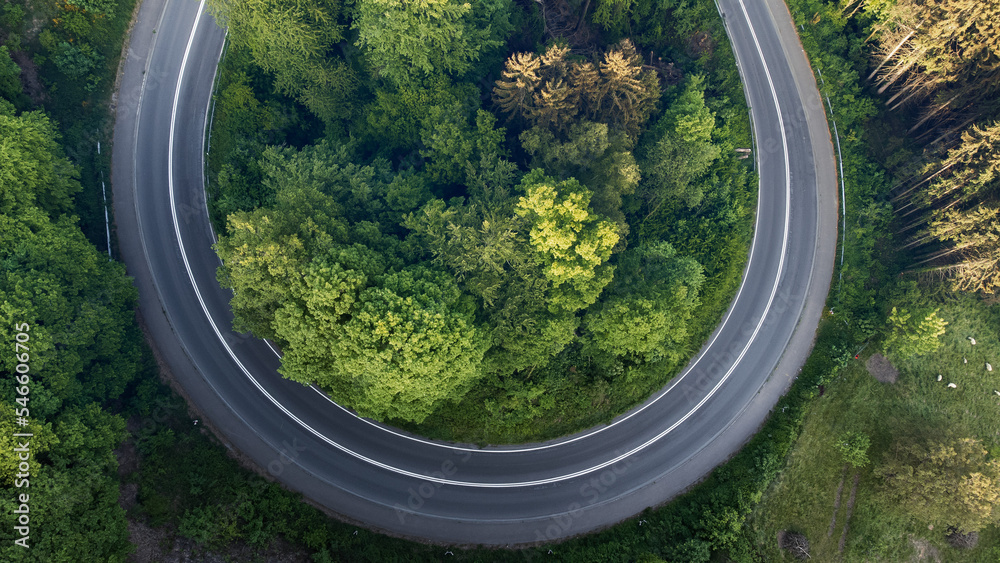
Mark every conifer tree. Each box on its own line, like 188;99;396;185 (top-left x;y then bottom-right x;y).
493;52;542;123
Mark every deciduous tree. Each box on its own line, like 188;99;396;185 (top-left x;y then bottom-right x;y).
877;437;1000;533
515;169;619;312
353;0;510;86
583;242;703;364
207;0;358;123
883;306;947;359
638;74;719;209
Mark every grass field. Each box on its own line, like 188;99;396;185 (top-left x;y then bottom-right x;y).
746;294;1000;561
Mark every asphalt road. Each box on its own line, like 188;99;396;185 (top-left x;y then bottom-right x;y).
111;0;837;545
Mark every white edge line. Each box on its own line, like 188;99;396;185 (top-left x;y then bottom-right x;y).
167;0;791;486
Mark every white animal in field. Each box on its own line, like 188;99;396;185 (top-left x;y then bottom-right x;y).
937;374;943;381
969;337;977;345
988;363;993;372
947;383;957;388
994;390;1000;397
964;357;968;364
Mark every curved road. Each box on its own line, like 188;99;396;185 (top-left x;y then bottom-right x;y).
111;0;837;545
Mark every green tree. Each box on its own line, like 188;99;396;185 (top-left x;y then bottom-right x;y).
0;109;81;217
515;169;620;312
0;46;22;102
65;0;117;16
0;103;142;561
877;437;1000;533
0;405;54;486
359;77;479;159
883;306;947;359
593;0;636;38
207;0;358;123
583;242;703;364
277;265;487;422
834;431;871;468
1;209;142;417
352;0;510;86
638;74;720;209
405;167;615;375
215;208;313;338
51;41;103;79
519;119;639;228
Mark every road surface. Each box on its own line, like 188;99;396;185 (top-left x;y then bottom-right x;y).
111;0;837;545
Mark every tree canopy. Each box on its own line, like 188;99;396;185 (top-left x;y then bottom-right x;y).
0;102;144;560
207;0;357;123
353;0;511;86
206;0;755;436
638;74;720;209
494;40;659;137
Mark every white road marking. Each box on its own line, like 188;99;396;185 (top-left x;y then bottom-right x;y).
164;0;792;484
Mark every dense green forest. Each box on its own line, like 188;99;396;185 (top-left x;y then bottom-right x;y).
2;0;999;560
0;0;146;559
206;0;755;442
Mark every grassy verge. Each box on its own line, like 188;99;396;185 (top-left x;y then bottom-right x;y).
748;295;1000;560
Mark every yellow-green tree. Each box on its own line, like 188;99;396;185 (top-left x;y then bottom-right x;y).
515;169;619;312
276;264;487;423
877;437;1000;533
883;306;947;359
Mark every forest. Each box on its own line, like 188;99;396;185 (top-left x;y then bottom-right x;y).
1;0;998;560
206;0;756;441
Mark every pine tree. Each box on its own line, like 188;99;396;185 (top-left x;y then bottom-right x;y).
903;121;1000;293
570;60;601;118
530;78;579;132
596;40;659;137
868;0;1000;127
492;40;658;136
493;52;541;123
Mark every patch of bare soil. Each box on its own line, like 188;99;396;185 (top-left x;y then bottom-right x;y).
827;464;846;537
9;50;45;104
127;520;311;563
838;472;859;552
908;535;942;562
866;353;899;384
686;30;714;58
